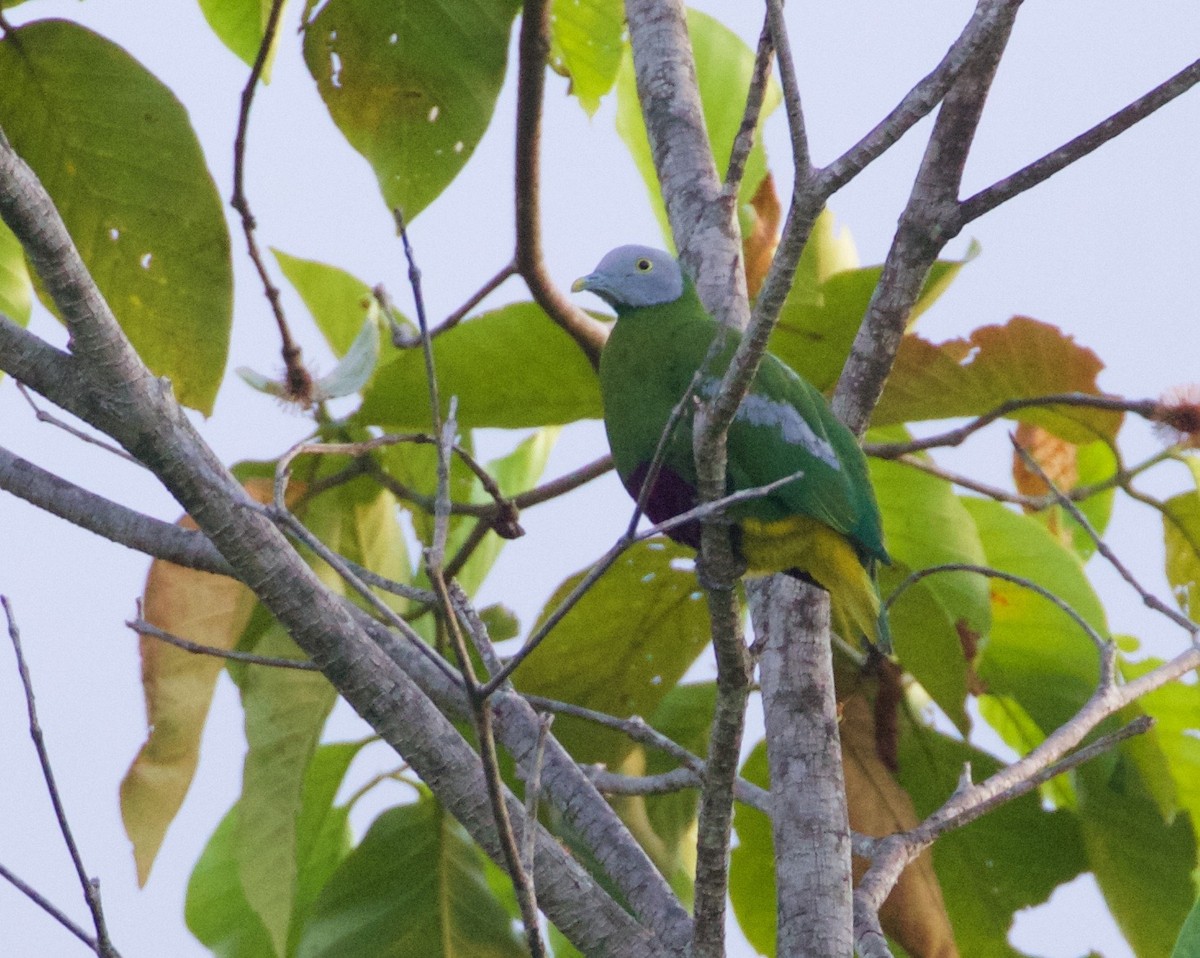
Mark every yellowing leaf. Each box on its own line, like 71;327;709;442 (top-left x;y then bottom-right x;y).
875;317;1122;443
120;480;279;885
0;21;233;413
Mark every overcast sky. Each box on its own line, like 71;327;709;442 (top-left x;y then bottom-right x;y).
1;1;1197;955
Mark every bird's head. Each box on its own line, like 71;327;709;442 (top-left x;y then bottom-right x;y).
572;245;684;311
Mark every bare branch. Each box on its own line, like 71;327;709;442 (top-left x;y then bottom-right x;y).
3;597;121;958
230;0;311;403
386;259;519;348
15;382;142;465
514;0;608;365
127;618;320;670
864;393;1156;458
723;13;775;196
885;562;1108;651
0;861;103;954
961;57;1200;224
1011;434;1199;637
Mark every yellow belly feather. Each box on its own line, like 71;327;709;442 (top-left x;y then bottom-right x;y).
740;515;883;646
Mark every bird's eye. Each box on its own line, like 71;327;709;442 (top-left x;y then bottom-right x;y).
636;258;653;272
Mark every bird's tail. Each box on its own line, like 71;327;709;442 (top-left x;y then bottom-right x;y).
741;516;891;653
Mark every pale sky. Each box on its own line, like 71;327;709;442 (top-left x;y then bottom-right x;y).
1;1;1197;956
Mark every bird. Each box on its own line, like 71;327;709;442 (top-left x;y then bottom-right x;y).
573;244;891;651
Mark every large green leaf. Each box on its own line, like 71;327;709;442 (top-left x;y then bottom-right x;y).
198;0;284;74
359;302;602;429
896;725;1088;958
870;444;991;732
302;0;520;222
0;20;232;413
0;220;31;327
550;0;624;115
967;498;1106;734
187;742;364;958
235;479;411;953
874;317;1123;443
1077;757;1197;958
513;539;711;766
237;625;339;956
615;9;781;246
294;795;527;958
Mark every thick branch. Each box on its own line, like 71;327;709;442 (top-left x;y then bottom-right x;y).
0;127;683;958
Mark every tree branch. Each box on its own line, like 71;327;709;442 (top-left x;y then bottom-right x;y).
960;57;1200;224
514;0;608;365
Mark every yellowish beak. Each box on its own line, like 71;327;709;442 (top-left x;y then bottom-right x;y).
571;275;590;293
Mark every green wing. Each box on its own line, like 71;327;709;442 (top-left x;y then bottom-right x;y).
724;351;888;564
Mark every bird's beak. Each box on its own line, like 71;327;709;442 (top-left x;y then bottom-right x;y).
571;274;592;293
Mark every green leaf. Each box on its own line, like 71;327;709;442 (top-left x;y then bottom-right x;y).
514;539;711;766
1077;757;1198;958
0;220;31;327
1121;657;1200;842
186;742;364;958
295;795;527;958
1163;488;1200;620
874;317;1123;443
967;498;1107;733
302;0;520;222
359;302;602;430
273;250;383;357
198;0;284;75
896;724;1088;958
1064;439;1119;559
729;742;774;956
0;20;233;413
768;248;976;392
237;626;338;956
1172;896;1200;958
550;0;624;115
869;440;991;732
615;9;781;246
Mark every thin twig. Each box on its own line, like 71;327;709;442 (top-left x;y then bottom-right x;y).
15;382;142;466
386;260;519;347
884;562;1108;651
1011;435;1199;637
0;861;101;953
521;714;554;881
481;468;806;696
723;13;775;196
127;619;320;670
3;597;121;958
960;57;1200;224
230;0;310;402
522;695;772;817
402;217;546;958
864;393;1157;459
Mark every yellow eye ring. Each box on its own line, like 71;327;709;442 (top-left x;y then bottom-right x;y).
636;258;653;272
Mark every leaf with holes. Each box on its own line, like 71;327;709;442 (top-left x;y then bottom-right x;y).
0;20;232;413
303;0;520;222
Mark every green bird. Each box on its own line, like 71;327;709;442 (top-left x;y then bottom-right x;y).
573;245;891;650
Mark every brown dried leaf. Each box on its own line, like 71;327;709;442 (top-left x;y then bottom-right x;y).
843;686;959;958
1012;422;1079;500
875;316;1122;443
120;478;279;885
743;172;781;300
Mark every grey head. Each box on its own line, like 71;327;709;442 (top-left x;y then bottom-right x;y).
572;245;684;310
